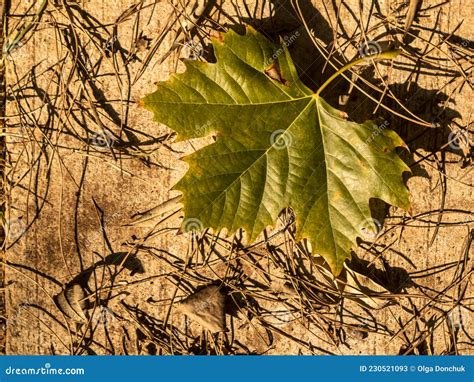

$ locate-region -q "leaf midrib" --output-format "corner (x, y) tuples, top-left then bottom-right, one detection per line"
(314, 97), (337, 263)
(150, 96), (313, 107)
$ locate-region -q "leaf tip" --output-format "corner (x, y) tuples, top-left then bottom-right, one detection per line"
(326, 257), (345, 277)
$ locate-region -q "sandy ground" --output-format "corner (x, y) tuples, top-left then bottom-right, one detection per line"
(3, 0), (473, 355)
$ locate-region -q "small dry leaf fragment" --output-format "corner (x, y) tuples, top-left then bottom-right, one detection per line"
(135, 33), (152, 53)
(128, 195), (182, 226)
(177, 285), (226, 332)
(341, 263), (391, 309)
(345, 325), (369, 340)
(404, 0), (421, 34)
(281, 282), (298, 298)
(311, 255), (389, 309)
(55, 284), (88, 323)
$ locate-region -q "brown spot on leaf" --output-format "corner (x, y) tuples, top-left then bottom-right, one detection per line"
(211, 31), (224, 43)
(264, 62), (288, 85)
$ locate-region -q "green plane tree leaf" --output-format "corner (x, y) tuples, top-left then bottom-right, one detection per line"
(143, 26), (410, 275)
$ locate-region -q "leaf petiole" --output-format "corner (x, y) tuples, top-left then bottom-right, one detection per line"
(315, 50), (401, 97)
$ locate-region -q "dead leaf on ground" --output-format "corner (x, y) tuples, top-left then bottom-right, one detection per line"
(312, 255), (391, 309)
(340, 263), (391, 309)
(176, 284), (226, 333)
(55, 284), (88, 323)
